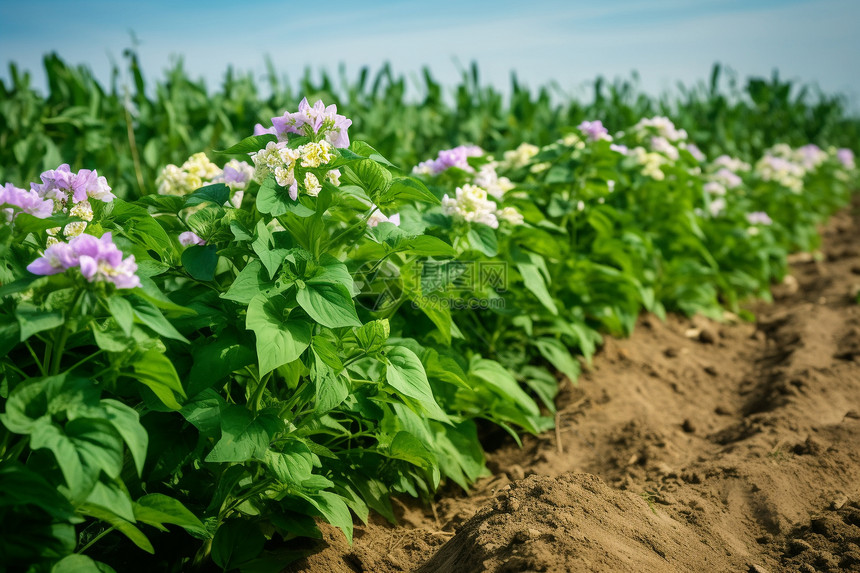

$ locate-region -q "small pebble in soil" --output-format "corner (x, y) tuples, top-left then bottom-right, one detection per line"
(830, 494), (848, 510)
(698, 327), (717, 344)
(747, 563), (768, 573)
(507, 464), (526, 482)
(664, 347), (679, 358)
(704, 365), (718, 376)
(845, 410), (860, 420)
(788, 538), (813, 555)
(682, 419), (696, 433)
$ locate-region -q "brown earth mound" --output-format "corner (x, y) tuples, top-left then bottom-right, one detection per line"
(286, 199), (860, 572)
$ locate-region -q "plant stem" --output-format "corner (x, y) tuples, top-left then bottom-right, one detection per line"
(250, 371), (272, 413)
(77, 526), (116, 555)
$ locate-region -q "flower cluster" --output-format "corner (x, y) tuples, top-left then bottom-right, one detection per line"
(682, 142), (705, 162)
(27, 232), (140, 289)
(794, 144), (828, 170)
(629, 147), (667, 180)
(271, 98), (352, 148)
(27, 165), (114, 243)
(1, 183), (53, 222)
(441, 184), (523, 229)
(413, 145), (483, 176)
(836, 148), (855, 170)
(473, 163), (514, 199)
(578, 120), (611, 142)
(500, 143), (540, 170)
(712, 155), (752, 172)
(746, 211), (773, 228)
(157, 153), (222, 196)
(650, 136), (680, 161)
(755, 152), (805, 193)
(631, 116), (688, 142)
(250, 140), (341, 201)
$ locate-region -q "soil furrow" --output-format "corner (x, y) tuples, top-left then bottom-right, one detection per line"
(287, 198), (860, 573)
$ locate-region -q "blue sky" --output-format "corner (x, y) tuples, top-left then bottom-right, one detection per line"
(1, 0), (858, 107)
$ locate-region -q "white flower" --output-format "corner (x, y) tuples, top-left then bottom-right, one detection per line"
(650, 136), (680, 161)
(497, 206), (524, 225)
(708, 197), (726, 216)
(473, 163), (514, 199)
(501, 143), (539, 170)
(298, 141), (334, 168)
(442, 184), (499, 228)
(367, 207), (401, 228)
(703, 181), (726, 196)
(304, 173), (322, 197)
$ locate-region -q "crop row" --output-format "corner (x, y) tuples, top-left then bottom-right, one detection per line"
(0, 88), (858, 571)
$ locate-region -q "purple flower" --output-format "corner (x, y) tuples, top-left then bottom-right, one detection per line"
(714, 168), (743, 189)
(578, 120), (610, 142)
(253, 123), (277, 136)
(27, 241), (79, 275)
(271, 98), (352, 148)
(837, 148), (855, 169)
(31, 164), (114, 206)
(685, 143), (705, 162)
(413, 145), (483, 175)
(27, 232), (140, 289)
(746, 211), (772, 226)
(1, 183), (54, 220)
(179, 231), (206, 246)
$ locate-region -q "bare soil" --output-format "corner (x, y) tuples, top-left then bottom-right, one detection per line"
(286, 199), (860, 573)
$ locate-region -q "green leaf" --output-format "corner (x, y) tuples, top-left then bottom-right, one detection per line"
(79, 503), (154, 554)
(398, 235), (456, 257)
(181, 244), (219, 281)
(252, 219), (289, 279)
(100, 399), (148, 476)
(131, 298), (189, 343)
(15, 303), (64, 342)
(467, 224), (498, 256)
(381, 177), (440, 205)
(131, 349), (187, 410)
(0, 461), (76, 520)
(85, 479), (135, 522)
(296, 283), (362, 328)
(218, 134), (276, 155)
(185, 184), (229, 208)
(264, 442), (314, 485)
(30, 418), (124, 500)
(211, 520), (266, 570)
(187, 331), (256, 396)
(246, 295), (312, 375)
(223, 260), (266, 304)
(298, 491), (354, 543)
(470, 358), (540, 417)
(107, 296), (134, 337)
(13, 213), (72, 235)
(534, 338), (581, 384)
(134, 494), (208, 537)
(348, 159), (392, 199)
(51, 555), (117, 573)
(388, 431), (436, 469)
(513, 249), (558, 315)
(205, 406), (282, 463)
(257, 175), (314, 217)
(384, 346), (447, 421)
(354, 319), (390, 353)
